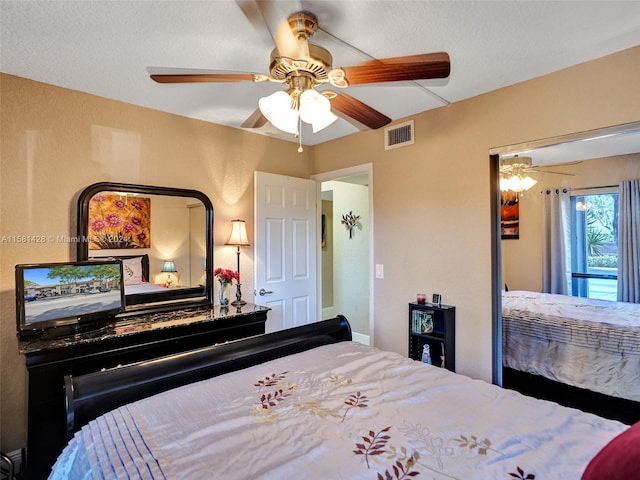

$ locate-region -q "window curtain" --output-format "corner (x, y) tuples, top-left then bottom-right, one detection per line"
(617, 179), (640, 303)
(542, 188), (571, 294)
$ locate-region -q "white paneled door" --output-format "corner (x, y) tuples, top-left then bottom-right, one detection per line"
(254, 172), (318, 333)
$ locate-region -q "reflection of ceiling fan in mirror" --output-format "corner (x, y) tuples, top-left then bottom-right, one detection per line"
(499, 155), (577, 192)
(149, 4), (450, 145)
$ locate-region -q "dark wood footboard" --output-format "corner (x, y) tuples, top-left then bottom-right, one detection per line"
(503, 367), (640, 425)
(64, 316), (351, 439)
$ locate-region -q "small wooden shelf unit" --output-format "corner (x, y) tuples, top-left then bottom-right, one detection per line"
(408, 302), (455, 372)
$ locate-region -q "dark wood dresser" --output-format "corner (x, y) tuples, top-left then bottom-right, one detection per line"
(18, 303), (269, 480)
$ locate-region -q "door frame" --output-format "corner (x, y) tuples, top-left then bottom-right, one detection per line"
(311, 163), (374, 346)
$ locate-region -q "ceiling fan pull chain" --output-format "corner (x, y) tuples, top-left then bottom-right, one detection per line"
(298, 116), (304, 153)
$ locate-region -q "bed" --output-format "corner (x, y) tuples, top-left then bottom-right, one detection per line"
(98, 254), (205, 305)
(48, 315), (635, 480)
(502, 290), (640, 402)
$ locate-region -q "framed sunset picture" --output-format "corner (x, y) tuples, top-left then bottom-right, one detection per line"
(500, 191), (519, 239)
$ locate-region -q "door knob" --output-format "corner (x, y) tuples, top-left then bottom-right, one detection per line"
(259, 288), (273, 296)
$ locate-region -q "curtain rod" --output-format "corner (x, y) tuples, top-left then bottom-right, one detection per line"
(570, 184), (618, 191)
(540, 184), (618, 194)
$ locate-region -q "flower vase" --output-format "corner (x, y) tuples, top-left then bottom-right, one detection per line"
(218, 282), (229, 306)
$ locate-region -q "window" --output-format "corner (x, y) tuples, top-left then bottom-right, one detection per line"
(570, 191), (619, 301)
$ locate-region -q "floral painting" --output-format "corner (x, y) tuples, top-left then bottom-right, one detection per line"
(88, 194), (151, 249)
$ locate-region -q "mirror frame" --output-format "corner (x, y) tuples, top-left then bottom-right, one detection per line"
(489, 153), (502, 386)
(76, 181), (214, 311)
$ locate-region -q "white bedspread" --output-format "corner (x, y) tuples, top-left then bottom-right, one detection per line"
(502, 290), (640, 401)
(50, 342), (627, 480)
(124, 282), (168, 295)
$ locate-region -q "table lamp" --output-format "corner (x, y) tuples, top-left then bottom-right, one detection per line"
(162, 260), (177, 287)
(225, 219), (250, 305)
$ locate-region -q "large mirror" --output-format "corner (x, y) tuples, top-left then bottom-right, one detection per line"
(77, 182), (214, 311)
(491, 121), (640, 422)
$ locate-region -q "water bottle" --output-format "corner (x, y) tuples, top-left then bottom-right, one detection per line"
(421, 344), (432, 365)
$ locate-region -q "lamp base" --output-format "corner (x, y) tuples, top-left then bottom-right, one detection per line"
(232, 282), (246, 306)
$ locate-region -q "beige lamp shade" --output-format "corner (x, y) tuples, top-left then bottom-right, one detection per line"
(225, 219), (250, 246)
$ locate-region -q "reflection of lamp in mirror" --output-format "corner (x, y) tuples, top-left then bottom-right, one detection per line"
(162, 260), (177, 288)
(225, 219), (250, 305)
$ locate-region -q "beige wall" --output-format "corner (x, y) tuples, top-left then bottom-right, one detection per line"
(0, 74), (310, 451)
(502, 153), (640, 292)
(2, 45), (640, 454)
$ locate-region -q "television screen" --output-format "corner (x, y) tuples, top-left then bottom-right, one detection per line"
(16, 259), (125, 334)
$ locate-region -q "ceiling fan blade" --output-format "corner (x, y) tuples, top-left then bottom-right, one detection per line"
(241, 108), (268, 129)
(528, 160), (583, 169)
(274, 15), (309, 59)
(526, 169), (576, 176)
(341, 52), (450, 85)
(150, 72), (256, 83)
(235, 0), (275, 46)
(328, 92), (391, 130)
(237, 0), (308, 59)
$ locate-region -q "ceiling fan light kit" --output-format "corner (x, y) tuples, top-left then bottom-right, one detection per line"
(500, 174), (538, 193)
(258, 78), (338, 135)
(149, 7), (450, 144)
(299, 89), (338, 132)
(499, 156), (538, 192)
(258, 91), (299, 134)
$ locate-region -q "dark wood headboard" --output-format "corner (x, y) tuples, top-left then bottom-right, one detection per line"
(63, 315), (352, 440)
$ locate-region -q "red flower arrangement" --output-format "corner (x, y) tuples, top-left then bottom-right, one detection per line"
(214, 268), (239, 286)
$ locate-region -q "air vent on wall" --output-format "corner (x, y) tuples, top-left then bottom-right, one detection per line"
(384, 120), (414, 150)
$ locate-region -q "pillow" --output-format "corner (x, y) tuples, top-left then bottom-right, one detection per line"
(581, 421), (640, 479)
(122, 256), (144, 286)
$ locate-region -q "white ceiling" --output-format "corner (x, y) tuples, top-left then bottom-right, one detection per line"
(2, 1), (640, 147)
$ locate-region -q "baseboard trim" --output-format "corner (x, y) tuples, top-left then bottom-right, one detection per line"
(321, 308), (369, 345)
(352, 332), (370, 346)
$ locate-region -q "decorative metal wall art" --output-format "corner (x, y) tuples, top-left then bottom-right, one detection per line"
(341, 210), (361, 239)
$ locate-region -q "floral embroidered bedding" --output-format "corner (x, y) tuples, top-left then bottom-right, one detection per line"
(50, 341), (627, 479)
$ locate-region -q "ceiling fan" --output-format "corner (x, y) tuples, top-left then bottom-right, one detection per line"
(149, 7), (450, 142)
(499, 155), (577, 192)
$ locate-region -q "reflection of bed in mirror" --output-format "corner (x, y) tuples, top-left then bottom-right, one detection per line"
(77, 182), (214, 311)
(502, 290), (640, 403)
(97, 254), (205, 306)
(124, 283), (168, 294)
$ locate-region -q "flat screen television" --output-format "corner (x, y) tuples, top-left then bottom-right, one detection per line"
(16, 259), (125, 336)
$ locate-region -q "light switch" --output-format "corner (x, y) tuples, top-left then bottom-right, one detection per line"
(375, 264), (384, 279)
